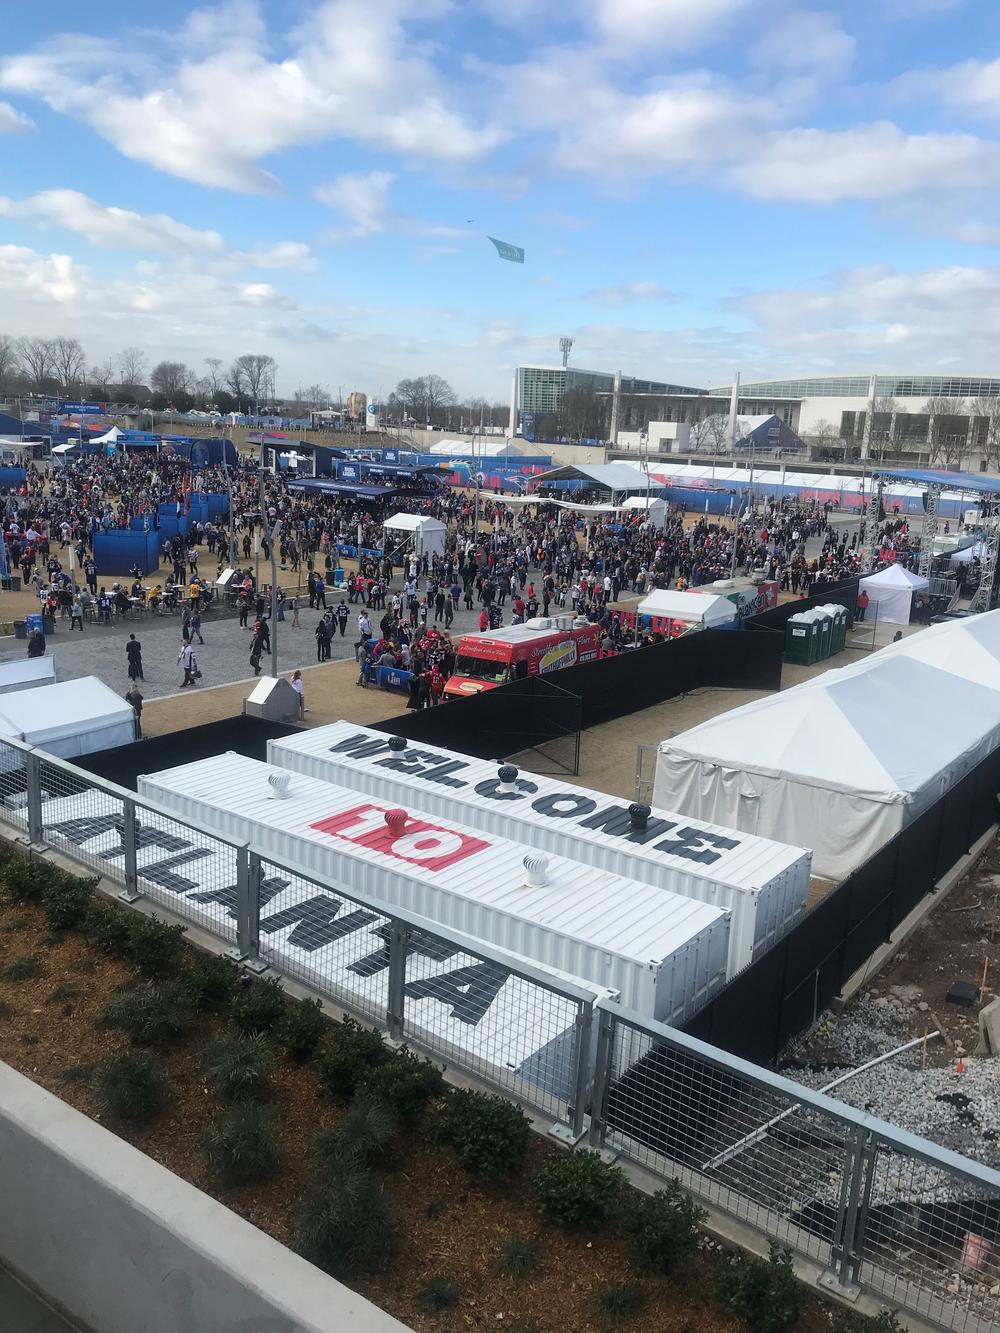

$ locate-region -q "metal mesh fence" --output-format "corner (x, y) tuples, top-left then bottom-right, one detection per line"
(597, 1007), (1000, 1333)
(0, 738), (29, 833)
(133, 806), (240, 945)
(37, 757), (125, 878)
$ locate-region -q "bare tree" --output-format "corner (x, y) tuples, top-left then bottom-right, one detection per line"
(17, 337), (56, 390)
(690, 414), (731, 454)
(203, 357), (224, 399)
(968, 395), (1000, 470)
(230, 354), (276, 406)
(117, 346), (147, 391)
(51, 337), (87, 394)
(150, 361), (194, 402)
(925, 395), (969, 468)
(0, 335), (20, 392)
(88, 359), (116, 398)
(423, 373), (455, 420)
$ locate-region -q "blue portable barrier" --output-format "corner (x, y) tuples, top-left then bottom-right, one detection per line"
(93, 528), (160, 575)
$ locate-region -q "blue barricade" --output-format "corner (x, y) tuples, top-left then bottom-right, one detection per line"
(376, 666), (413, 694)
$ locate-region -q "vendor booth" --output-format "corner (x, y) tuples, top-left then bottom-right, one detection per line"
(620, 496), (668, 528)
(0, 677), (135, 759)
(636, 589), (738, 636)
(857, 564), (929, 625)
(382, 513), (446, 561)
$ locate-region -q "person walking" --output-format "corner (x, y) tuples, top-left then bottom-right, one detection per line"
(289, 669), (305, 717)
(125, 683), (143, 739)
(70, 592), (84, 631)
(178, 639), (197, 687)
(190, 608), (204, 644)
(126, 633), (144, 681)
(336, 599), (349, 636)
(249, 633), (263, 677)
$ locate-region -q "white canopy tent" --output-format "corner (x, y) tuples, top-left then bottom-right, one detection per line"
(949, 542), (986, 567)
(0, 657), (56, 693)
(91, 426), (123, 444)
(637, 589), (737, 628)
(654, 652), (1000, 880)
(0, 677), (134, 759)
(620, 495), (668, 528)
(879, 608), (1000, 691)
(858, 564), (929, 625)
(382, 512), (447, 560)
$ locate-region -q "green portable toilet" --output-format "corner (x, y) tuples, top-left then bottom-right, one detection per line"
(822, 604), (847, 653)
(785, 612), (814, 664)
(810, 607), (834, 661)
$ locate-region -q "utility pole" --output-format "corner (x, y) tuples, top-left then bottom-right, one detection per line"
(256, 438), (265, 586)
(269, 520), (282, 679)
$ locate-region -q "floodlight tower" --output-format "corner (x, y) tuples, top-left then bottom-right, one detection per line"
(559, 337), (573, 368)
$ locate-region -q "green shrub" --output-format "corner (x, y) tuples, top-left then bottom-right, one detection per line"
(94, 1049), (167, 1122)
(832, 1312), (908, 1333)
(59, 1062), (95, 1084)
(84, 901), (134, 958)
(715, 1244), (802, 1333)
(181, 952), (240, 1010)
(532, 1149), (624, 1232)
(126, 914), (187, 975)
(494, 1236), (541, 1280)
(230, 976), (287, 1035)
(295, 1170), (395, 1277)
(280, 996), (328, 1063)
(0, 999), (13, 1018)
(314, 1092), (399, 1174)
(1, 856), (50, 902)
(97, 979), (195, 1046)
(19, 1032), (39, 1045)
(315, 1018), (389, 1097)
(597, 1282), (645, 1323)
(419, 1277), (459, 1313)
(42, 874), (96, 931)
(200, 1032), (273, 1101)
(359, 1048), (444, 1121)
(625, 1180), (706, 1276)
(1, 956), (39, 981)
(440, 1088), (531, 1181)
(201, 1102), (281, 1185)
(46, 983), (80, 1005)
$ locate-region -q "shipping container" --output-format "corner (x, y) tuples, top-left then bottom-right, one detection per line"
(138, 753), (730, 1025)
(266, 721), (811, 975)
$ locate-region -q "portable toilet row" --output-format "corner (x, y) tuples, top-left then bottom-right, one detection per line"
(784, 604), (848, 665)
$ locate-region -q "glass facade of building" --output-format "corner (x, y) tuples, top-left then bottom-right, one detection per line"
(517, 365), (705, 419)
(710, 375), (1000, 400)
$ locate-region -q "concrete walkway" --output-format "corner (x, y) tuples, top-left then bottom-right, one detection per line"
(0, 1268), (80, 1332)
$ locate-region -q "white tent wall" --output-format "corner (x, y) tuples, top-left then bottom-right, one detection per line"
(0, 677), (134, 759)
(382, 514), (446, 560)
(0, 658), (56, 693)
(858, 564), (928, 626)
(621, 496), (668, 528)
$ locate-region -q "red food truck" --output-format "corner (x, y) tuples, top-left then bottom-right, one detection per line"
(444, 617), (603, 697)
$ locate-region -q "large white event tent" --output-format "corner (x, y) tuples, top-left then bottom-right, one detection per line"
(382, 513), (446, 560)
(620, 495), (668, 528)
(0, 677), (134, 759)
(637, 589), (737, 629)
(653, 621), (1000, 880)
(857, 564), (929, 626)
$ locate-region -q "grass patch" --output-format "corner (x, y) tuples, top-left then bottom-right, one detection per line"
(1, 956), (40, 981)
(494, 1236), (542, 1281)
(46, 983), (81, 1005)
(419, 1277), (460, 1313)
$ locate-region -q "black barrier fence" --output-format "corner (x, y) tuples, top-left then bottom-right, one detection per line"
(745, 577), (859, 634)
(76, 715), (302, 791)
(683, 744), (1000, 1066)
(375, 627), (783, 757)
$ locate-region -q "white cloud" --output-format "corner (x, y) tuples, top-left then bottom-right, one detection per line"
(0, 244), (81, 303)
(594, 0), (750, 51)
(0, 189), (316, 269)
(0, 100), (31, 132)
(752, 11), (855, 82)
(0, 1), (499, 192)
(894, 58), (1000, 119)
(582, 281), (679, 304)
(315, 171), (466, 240)
(727, 124), (1000, 203)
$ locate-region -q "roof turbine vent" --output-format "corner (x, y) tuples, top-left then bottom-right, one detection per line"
(628, 802), (651, 832)
(388, 736), (407, 752)
(268, 772), (292, 800)
(498, 764), (519, 793)
(523, 853), (550, 889)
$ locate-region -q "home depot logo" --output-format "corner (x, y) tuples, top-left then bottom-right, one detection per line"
(311, 804), (489, 872)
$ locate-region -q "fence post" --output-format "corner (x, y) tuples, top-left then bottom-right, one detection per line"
(587, 1006), (616, 1149)
(385, 920), (409, 1041)
(552, 998), (593, 1143)
(118, 798), (140, 902)
(24, 750), (44, 849)
(826, 1123), (871, 1294)
(228, 847), (267, 971)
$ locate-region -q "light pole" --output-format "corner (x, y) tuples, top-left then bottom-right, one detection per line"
(269, 520), (282, 680)
(256, 437), (265, 587)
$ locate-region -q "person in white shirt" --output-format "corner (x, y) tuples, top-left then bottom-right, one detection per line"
(178, 639), (197, 687)
(289, 669), (305, 717)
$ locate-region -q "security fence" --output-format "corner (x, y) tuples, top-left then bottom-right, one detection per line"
(1, 735), (998, 1331)
(590, 1003), (1000, 1333)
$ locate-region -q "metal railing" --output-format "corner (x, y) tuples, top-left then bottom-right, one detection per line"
(3, 735), (1000, 1330)
(0, 736), (597, 1137)
(589, 1003), (1000, 1333)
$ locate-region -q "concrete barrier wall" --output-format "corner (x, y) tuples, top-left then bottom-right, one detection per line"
(0, 1062), (411, 1333)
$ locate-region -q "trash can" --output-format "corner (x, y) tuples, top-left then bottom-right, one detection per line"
(1, 575), (21, 592)
(13, 620), (26, 640)
(43, 613), (55, 635)
(784, 613), (813, 665)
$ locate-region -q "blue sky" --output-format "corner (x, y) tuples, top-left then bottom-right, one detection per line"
(2, 0), (1000, 400)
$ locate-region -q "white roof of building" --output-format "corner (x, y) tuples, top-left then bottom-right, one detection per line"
(382, 513), (446, 532)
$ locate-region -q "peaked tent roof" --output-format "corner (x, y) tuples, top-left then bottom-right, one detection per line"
(879, 608), (1000, 691)
(860, 563), (928, 590)
(533, 462), (655, 491)
(659, 654), (1000, 805)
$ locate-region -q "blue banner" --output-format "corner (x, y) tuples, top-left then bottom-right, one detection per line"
(58, 402), (105, 414)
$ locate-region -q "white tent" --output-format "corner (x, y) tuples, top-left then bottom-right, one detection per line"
(949, 542), (986, 567)
(620, 496), (668, 529)
(653, 653), (1000, 881)
(0, 657), (56, 693)
(91, 426), (123, 444)
(382, 512), (447, 560)
(0, 677), (134, 758)
(637, 589), (737, 628)
(858, 564), (929, 625)
(879, 608), (1000, 691)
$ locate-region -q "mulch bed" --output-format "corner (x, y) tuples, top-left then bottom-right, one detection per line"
(0, 888), (841, 1333)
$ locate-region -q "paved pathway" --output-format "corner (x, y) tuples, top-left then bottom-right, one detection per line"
(0, 1268), (80, 1333)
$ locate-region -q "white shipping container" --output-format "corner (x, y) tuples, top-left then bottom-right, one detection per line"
(266, 721), (811, 975)
(138, 753), (730, 1025)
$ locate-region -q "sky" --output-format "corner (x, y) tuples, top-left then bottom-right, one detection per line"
(2, 0), (1000, 401)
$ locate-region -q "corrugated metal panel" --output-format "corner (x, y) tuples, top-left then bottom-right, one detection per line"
(138, 753), (729, 1024)
(266, 722), (811, 975)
